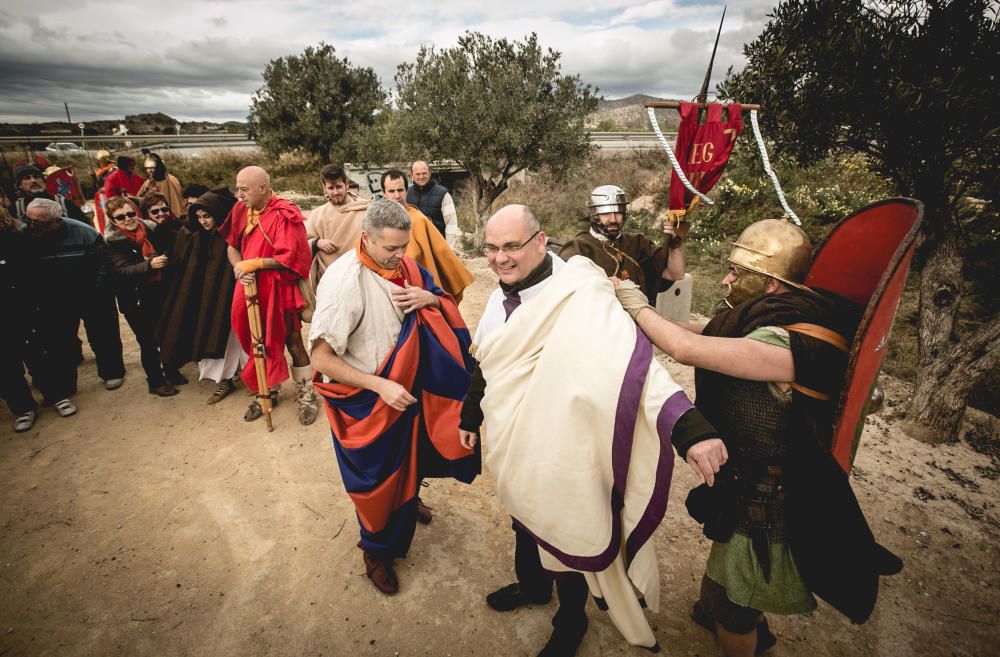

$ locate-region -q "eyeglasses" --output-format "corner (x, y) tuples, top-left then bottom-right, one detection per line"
(111, 211), (137, 221)
(481, 230), (541, 257)
(148, 207), (170, 215)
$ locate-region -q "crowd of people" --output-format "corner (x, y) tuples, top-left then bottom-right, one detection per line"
(0, 155), (470, 432)
(0, 152), (901, 657)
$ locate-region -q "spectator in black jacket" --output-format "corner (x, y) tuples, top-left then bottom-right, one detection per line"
(104, 196), (182, 397)
(19, 199), (110, 419)
(0, 188), (36, 431)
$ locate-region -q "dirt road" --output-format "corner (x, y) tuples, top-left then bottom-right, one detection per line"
(1, 257), (998, 657)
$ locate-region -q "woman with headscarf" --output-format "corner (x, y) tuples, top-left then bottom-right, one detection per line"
(156, 188), (247, 404)
(139, 153), (184, 218)
(104, 195), (181, 397)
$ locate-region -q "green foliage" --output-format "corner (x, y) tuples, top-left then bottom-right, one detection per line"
(596, 118), (621, 132)
(719, 0), (1000, 423)
(392, 31), (599, 229)
(158, 151), (321, 197)
(250, 43), (386, 164)
(720, 0), (999, 219)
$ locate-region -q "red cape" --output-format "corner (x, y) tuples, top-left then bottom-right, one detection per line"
(104, 169), (145, 197)
(220, 195), (311, 391)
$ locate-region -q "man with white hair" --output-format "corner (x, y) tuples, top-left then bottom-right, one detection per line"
(19, 199), (111, 421)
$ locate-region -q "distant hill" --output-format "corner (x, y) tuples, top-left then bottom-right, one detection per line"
(587, 94), (683, 132)
(0, 113), (248, 137)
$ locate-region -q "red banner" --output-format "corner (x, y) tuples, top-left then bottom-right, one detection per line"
(668, 102), (743, 214)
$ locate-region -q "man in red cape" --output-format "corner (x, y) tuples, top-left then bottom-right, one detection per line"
(219, 166), (319, 425)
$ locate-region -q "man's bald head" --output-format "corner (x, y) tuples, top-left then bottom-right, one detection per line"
(483, 204), (546, 285)
(236, 166), (273, 210)
(485, 204), (539, 234)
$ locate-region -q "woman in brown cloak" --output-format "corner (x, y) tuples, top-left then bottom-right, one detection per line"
(156, 187), (247, 404)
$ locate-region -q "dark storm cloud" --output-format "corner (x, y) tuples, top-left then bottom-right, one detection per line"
(0, 0), (774, 122)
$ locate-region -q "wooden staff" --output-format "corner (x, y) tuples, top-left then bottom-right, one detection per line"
(243, 277), (273, 431)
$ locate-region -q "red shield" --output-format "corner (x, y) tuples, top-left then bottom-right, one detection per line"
(806, 198), (924, 472)
(668, 102), (743, 212)
(44, 166), (86, 208)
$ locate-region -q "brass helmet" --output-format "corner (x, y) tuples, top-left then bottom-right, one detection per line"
(724, 219), (812, 306)
(729, 219), (812, 288)
(95, 149), (111, 164)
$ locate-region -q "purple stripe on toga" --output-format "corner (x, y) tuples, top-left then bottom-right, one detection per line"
(623, 390), (691, 566)
(515, 325), (654, 572)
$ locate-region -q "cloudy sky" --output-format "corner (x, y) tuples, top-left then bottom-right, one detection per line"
(0, 0), (776, 124)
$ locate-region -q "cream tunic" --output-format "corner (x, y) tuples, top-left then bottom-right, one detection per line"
(308, 250), (405, 380)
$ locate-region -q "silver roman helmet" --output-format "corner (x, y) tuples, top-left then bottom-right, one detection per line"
(588, 185), (628, 239)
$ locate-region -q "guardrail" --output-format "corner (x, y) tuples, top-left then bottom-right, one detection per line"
(0, 134), (248, 145)
(0, 131), (671, 147)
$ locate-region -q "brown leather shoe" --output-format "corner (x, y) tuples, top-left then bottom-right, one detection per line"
(415, 496), (433, 525)
(363, 551), (398, 595)
(149, 382), (179, 397)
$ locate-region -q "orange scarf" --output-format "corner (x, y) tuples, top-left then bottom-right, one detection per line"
(356, 237), (402, 280)
(117, 220), (156, 258)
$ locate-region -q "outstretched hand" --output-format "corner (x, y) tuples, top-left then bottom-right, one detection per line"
(614, 279), (651, 320)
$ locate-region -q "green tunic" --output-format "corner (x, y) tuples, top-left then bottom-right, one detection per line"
(705, 325), (817, 615)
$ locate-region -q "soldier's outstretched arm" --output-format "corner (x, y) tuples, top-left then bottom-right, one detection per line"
(616, 281), (794, 382)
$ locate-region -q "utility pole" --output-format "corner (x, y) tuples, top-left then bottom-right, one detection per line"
(64, 102), (73, 125)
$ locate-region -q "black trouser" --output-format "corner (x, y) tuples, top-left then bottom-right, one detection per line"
(122, 309), (165, 387)
(0, 351), (36, 416)
(512, 522), (589, 633)
(80, 289), (125, 380)
(22, 331), (78, 404)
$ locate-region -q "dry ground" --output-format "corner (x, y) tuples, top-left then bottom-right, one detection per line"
(1, 257), (998, 657)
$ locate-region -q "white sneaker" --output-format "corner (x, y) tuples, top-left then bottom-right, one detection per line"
(105, 378), (124, 390)
(14, 410), (36, 433)
(54, 399), (77, 417)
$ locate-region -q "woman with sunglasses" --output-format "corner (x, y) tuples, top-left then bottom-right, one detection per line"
(140, 192), (182, 253)
(104, 196), (181, 397)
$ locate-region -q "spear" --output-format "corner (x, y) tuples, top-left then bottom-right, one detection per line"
(243, 277), (274, 431)
(698, 6), (727, 105)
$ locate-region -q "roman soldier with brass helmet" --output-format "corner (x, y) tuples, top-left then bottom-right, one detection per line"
(614, 217), (902, 657)
(558, 184), (685, 303)
(94, 150), (115, 187)
(721, 218), (812, 308)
